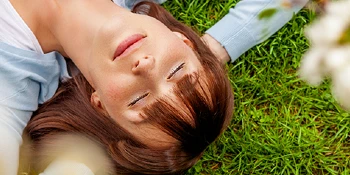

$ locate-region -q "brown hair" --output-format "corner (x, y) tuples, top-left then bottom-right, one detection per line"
(24, 1), (234, 174)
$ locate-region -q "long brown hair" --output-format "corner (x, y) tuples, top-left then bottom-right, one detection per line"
(24, 1), (234, 174)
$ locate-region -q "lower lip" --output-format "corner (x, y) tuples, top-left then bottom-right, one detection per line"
(114, 34), (145, 60)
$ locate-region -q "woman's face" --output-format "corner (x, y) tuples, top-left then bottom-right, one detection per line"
(87, 11), (203, 139)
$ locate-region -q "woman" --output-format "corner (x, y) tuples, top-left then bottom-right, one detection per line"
(0, 0), (306, 174)
(4, 0), (232, 174)
(24, 0), (310, 173)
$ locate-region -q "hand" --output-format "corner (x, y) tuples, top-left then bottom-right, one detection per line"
(201, 34), (230, 65)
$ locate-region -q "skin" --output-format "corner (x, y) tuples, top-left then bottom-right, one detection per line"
(88, 13), (202, 123)
(202, 34), (230, 64)
(10, 0), (204, 143)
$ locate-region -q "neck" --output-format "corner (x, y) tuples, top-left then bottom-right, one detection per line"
(9, 0), (62, 53)
(50, 0), (125, 60)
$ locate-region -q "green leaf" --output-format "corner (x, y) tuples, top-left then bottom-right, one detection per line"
(258, 8), (278, 20)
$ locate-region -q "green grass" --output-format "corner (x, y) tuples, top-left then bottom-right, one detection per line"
(163, 0), (350, 174)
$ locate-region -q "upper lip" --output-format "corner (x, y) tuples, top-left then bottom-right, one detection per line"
(114, 34), (145, 60)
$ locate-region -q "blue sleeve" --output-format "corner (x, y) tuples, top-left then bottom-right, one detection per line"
(206, 0), (308, 62)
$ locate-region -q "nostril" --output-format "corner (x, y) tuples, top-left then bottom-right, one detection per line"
(134, 60), (140, 68)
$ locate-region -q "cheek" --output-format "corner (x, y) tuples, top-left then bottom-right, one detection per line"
(99, 74), (135, 103)
(160, 39), (190, 62)
(103, 81), (128, 103)
(100, 82), (127, 121)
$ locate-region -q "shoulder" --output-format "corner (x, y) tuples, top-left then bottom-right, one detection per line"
(0, 42), (67, 110)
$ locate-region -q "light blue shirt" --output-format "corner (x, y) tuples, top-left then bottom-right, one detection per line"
(206, 0), (308, 62)
(0, 42), (69, 175)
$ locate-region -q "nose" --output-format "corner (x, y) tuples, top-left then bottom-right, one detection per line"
(132, 55), (155, 75)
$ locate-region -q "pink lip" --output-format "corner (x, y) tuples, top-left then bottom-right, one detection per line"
(114, 34), (145, 60)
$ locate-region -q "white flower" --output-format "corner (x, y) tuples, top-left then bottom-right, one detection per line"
(324, 46), (350, 75)
(305, 15), (347, 46)
(299, 47), (326, 85)
(326, 0), (350, 18)
(332, 66), (350, 110)
(299, 0), (350, 110)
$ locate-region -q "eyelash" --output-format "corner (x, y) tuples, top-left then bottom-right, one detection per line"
(128, 93), (149, 107)
(128, 62), (185, 107)
(167, 62), (185, 79)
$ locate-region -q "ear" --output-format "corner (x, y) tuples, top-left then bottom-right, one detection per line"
(90, 91), (108, 115)
(172, 31), (194, 48)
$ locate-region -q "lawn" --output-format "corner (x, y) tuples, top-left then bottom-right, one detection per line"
(163, 0), (350, 174)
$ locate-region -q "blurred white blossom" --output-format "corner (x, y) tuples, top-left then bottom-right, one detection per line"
(333, 66), (350, 109)
(299, 47), (326, 85)
(299, 0), (350, 109)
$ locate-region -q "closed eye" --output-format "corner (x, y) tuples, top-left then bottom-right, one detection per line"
(128, 63), (185, 107)
(167, 62), (185, 79)
(128, 93), (149, 107)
